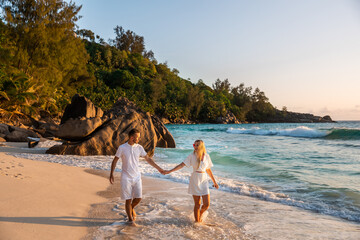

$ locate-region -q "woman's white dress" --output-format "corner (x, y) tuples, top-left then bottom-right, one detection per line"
(183, 153), (213, 196)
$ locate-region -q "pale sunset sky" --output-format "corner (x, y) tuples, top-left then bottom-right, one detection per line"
(73, 0), (360, 120)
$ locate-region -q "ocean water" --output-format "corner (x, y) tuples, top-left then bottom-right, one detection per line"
(156, 122), (360, 223)
(8, 121), (360, 239)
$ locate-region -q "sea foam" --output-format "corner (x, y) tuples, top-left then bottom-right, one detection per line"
(8, 152), (360, 222)
(226, 126), (328, 138)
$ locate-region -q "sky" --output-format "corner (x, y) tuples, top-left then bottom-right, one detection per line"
(72, 0), (360, 120)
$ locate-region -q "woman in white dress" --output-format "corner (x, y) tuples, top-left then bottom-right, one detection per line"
(165, 140), (219, 223)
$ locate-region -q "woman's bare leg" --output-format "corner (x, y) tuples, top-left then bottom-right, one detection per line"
(192, 195), (201, 222)
(199, 194), (210, 222)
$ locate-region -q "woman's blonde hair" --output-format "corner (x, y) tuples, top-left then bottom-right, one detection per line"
(194, 140), (206, 169)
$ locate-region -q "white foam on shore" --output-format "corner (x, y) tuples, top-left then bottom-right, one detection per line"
(7, 152), (360, 239)
(227, 126), (328, 138)
(8, 152), (360, 223)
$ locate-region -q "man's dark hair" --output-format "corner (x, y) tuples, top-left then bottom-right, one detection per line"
(128, 129), (140, 137)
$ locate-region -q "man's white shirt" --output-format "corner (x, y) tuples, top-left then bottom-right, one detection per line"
(115, 142), (147, 179)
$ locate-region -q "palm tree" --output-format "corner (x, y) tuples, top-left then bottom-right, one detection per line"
(0, 74), (38, 118)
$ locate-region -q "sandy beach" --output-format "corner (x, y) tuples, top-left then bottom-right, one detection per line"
(0, 150), (109, 240)
(1, 142), (360, 239)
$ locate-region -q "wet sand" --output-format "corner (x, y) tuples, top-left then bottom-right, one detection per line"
(82, 169), (360, 240)
(82, 170), (250, 240)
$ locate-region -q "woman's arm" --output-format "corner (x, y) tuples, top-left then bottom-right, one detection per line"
(206, 168), (219, 189)
(165, 162), (186, 174)
(144, 155), (164, 174)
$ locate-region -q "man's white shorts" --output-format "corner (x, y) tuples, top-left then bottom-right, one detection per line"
(120, 176), (142, 200)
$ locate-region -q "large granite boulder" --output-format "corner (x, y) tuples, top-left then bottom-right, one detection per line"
(106, 98), (175, 148)
(151, 115), (176, 148)
(0, 110), (60, 139)
(4, 125), (41, 142)
(0, 122), (55, 142)
(56, 117), (105, 140)
(0, 124), (10, 136)
(47, 97), (175, 156)
(60, 94), (103, 124)
(29, 121), (59, 139)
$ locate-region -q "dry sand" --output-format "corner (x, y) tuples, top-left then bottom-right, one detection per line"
(0, 152), (109, 240)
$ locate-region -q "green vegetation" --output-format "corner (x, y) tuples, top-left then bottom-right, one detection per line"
(0, 0), (276, 123)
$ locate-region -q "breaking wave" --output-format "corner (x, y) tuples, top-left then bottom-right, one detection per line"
(227, 126), (360, 140)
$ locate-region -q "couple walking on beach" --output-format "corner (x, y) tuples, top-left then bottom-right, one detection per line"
(109, 129), (219, 226)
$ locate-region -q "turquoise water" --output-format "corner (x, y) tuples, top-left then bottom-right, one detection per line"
(155, 121), (360, 222)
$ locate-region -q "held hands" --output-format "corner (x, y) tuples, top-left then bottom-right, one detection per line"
(163, 170), (171, 175)
(213, 182), (219, 189)
(158, 168), (171, 175)
(158, 168), (166, 175)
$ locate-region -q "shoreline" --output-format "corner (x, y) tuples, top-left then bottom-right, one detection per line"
(83, 169), (360, 240)
(81, 169), (251, 239)
(1, 143), (360, 239)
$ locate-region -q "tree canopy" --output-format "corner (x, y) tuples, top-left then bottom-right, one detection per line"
(1, 0), (277, 123)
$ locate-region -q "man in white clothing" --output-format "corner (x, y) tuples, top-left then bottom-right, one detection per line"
(109, 129), (164, 225)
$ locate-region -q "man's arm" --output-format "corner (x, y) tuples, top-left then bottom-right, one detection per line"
(109, 156), (119, 184)
(144, 155), (164, 174)
(164, 162), (185, 174)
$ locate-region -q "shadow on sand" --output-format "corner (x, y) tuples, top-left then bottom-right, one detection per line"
(0, 216), (118, 227)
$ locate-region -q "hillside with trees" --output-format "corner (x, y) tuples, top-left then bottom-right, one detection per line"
(0, 0), (331, 125)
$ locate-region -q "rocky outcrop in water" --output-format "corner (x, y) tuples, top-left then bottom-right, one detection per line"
(46, 96), (176, 156)
(264, 110), (335, 123)
(216, 111), (240, 124)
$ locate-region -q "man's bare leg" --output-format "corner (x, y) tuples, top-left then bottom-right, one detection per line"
(131, 198), (141, 221)
(125, 199), (134, 223)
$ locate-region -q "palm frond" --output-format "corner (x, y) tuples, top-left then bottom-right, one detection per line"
(0, 91), (10, 101)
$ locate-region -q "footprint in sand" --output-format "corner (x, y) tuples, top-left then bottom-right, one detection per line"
(14, 174), (24, 179)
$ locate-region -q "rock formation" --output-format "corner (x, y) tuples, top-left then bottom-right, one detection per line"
(47, 96), (175, 156)
(60, 94), (103, 124)
(0, 124), (42, 142)
(265, 110), (335, 123)
(216, 111), (240, 124)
